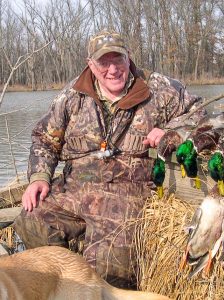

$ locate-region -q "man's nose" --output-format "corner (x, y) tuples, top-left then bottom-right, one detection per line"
(107, 63), (118, 73)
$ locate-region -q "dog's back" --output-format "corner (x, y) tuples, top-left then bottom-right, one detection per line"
(0, 246), (171, 300)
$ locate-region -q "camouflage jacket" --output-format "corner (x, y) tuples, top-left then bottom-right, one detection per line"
(28, 61), (202, 184)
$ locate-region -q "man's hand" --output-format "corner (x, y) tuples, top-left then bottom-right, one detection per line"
(143, 128), (165, 148)
(22, 181), (50, 212)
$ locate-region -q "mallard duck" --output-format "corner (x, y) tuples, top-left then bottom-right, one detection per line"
(180, 192), (224, 278)
(208, 151), (224, 196)
(176, 120), (223, 189)
(152, 156), (165, 198)
(152, 130), (183, 198)
(176, 139), (201, 189)
(153, 114), (224, 196)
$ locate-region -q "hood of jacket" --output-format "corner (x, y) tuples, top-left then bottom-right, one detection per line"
(73, 60), (152, 110)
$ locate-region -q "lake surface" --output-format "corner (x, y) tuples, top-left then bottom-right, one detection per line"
(0, 85), (224, 187)
(0, 90), (58, 187)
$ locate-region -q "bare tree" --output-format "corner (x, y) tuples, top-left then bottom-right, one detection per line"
(0, 0), (223, 89)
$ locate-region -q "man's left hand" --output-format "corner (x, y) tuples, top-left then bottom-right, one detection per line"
(143, 128), (165, 148)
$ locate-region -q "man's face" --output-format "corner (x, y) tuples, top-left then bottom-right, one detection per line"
(88, 52), (130, 97)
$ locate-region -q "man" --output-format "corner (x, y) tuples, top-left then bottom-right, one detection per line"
(13, 29), (202, 288)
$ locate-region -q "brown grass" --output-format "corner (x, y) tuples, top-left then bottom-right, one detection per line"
(0, 227), (15, 252)
(0, 83), (65, 92)
(1, 77), (224, 93)
(135, 193), (224, 300)
(185, 77), (224, 86)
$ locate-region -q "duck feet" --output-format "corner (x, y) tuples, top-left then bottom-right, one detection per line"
(157, 186), (164, 198)
(179, 246), (189, 272)
(218, 180), (224, 196)
(202, 250), (212, 277)
(194, 176), (201, 189)
(180, 164), (186, 178)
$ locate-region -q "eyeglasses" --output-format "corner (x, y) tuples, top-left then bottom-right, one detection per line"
(91, 55), (127, 72)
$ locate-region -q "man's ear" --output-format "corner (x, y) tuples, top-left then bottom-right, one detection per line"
(126, 51), (131, 65)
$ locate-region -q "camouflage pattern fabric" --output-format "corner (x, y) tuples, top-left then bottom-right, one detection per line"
(13, 62), (205, 287)
(14, 159), (153, 286)
(26, 67), (203, 183)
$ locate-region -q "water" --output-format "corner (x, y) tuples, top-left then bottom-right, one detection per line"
(0, 90), (58, 187)
(0, 85), (224, 188)
(188, 84), (224, 115)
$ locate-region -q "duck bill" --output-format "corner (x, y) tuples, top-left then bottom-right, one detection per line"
(194, 176), (201, 189)
(157, 186), (164, 198)
(218, 180), (224, 196)
(180, 164), (186, 178)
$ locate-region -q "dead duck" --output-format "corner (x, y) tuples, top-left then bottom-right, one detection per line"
(153, 123), (202, 196)
(180, 190), (224, 278)
(208, 151), (224, 196)
(176, 139), (201, 189)
(152, 156), (165, 198)
(153, 114), (224, 196)
(176, 121), (222, 189)
(152, 130), (183, 198)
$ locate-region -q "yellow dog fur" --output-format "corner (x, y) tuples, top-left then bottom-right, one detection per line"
(0, 246), (171, 300)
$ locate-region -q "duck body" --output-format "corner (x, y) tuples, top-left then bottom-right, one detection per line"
(184, 194), (224, 278)
(153, 113), (224, 196)
(152, 130), (183, 197)
(152, 157), (165, 198)
(157, 130), (183, 159)
(208, 152), (224, 182)
(176, 139), (201, 188)
(189, 113), (224, 154)
(182, 155), (198, 178)
(176, 113), (224, 169)
(176, 140), (198, 177)
(176, 121), (223, 188)
(208, 151), (224, 196)
(187, 196), (224, 260)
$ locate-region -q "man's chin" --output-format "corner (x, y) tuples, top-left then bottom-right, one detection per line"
(107, 83), (125, 93)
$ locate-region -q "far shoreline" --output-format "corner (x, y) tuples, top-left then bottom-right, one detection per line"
(1, 77), (224, 93)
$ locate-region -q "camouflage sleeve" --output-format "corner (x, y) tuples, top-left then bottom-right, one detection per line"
(149, 72), (206, 130)
(28, 81), (77, 183)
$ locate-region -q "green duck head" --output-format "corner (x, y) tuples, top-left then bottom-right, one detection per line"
(176, 140), (195, 164)
(152, 157), (165, 198)
(176, 140), (200, 188)
(208, 152), (224, 196)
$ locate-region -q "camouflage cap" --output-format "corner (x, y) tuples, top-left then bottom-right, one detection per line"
(88, 30), (128, 60)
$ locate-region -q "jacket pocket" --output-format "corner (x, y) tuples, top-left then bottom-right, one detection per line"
(122, 133), (147, 152)
(66, 135), (89, 152)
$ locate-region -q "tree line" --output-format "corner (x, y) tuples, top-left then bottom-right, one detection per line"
(0, 0), (223, 90)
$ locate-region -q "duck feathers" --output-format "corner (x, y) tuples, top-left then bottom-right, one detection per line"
(185, 195), (224, 278)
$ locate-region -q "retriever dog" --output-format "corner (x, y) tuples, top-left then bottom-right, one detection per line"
(0, 246), (171, 300)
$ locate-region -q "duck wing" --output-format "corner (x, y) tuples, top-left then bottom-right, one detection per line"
(188, 203), (223, 259)
(189, 113), (224, 153)
(189, 222), (224, 279)
(190, 129), (220, 153)
(186, 207), (202, 242)
(186, 197), (224, 278)
(157, 130), (183, 159)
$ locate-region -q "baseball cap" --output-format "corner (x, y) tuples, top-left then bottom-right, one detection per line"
(88, 30), (128, 60)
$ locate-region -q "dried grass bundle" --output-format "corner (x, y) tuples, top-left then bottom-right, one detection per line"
(0, 226), (25, 254)
(135, 193), (224, 300)
(0, 227), (14, 251)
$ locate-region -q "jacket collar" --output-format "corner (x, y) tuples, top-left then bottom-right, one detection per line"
(73, 60), (152, 109)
